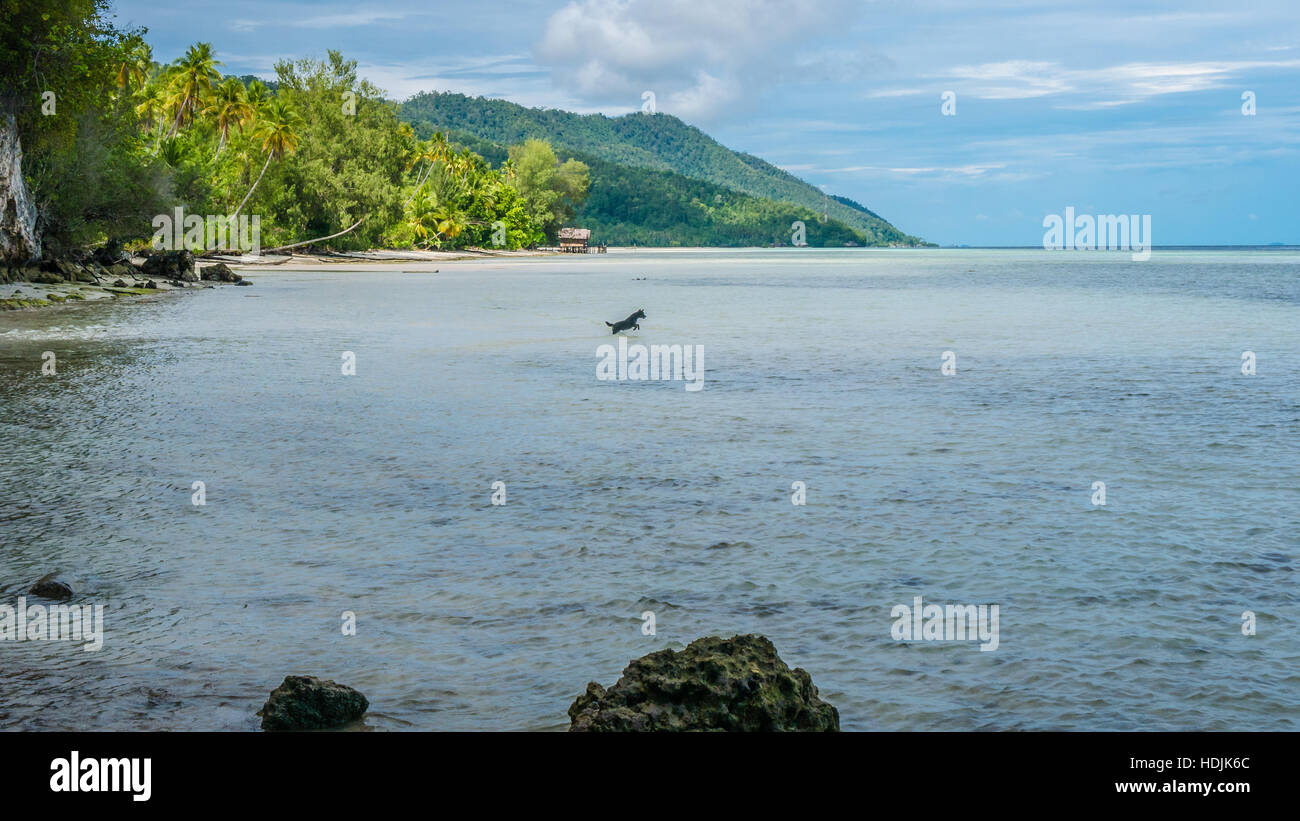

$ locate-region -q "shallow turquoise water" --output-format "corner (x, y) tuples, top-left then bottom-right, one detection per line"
(1, 248), (1297, 730)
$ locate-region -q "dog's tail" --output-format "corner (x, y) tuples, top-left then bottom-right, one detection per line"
(604, 321), (613, 327)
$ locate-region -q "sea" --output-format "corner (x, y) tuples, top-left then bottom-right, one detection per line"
(1, 248), (1296, 730)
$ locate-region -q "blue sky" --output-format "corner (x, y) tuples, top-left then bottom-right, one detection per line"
(111, 0), (1299, 245)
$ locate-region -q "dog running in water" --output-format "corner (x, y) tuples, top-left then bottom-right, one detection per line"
(605, 308), (646, 334)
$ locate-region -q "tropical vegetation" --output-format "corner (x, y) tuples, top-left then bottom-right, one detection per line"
(0, 1), (586, 263)
(1, 0), (921, 267)
(400, 91), (926, 246)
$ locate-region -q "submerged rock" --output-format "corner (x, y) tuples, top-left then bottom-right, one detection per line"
(257, 675), (369, 731)
(28, 573), (73, 601)
(568, 633), (839, 732)
(235, 279), (252, 286)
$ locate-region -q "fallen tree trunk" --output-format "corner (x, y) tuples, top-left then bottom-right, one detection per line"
(263, 217), (366, 254)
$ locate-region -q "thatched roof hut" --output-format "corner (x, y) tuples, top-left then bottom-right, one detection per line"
(557, 227), (591, 250)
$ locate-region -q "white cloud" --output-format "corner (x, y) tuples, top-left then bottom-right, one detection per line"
(935, 58), (1300, 106)
(534, 0), (857, 122)
(230, 10), (411, 32)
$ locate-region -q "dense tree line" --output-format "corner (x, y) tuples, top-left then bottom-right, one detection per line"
(0, 2), (587, 263)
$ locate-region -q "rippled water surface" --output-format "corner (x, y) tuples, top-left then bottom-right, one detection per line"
(1, 248), (1297, 730)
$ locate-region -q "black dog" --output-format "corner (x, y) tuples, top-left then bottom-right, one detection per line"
(605, 308), (646, 334)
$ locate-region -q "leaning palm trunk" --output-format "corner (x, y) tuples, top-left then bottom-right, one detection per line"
(166, 93), (190, 139)
(263, 217), (367, 255)
(231, 152), (272, 220)
(402, 160), (437, 208)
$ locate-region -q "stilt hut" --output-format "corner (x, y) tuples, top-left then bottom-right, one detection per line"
(557, 227), (591, 252)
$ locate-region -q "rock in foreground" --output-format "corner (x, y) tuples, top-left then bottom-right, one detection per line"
(257, 675), (369, 731)
(28, 573), (73, 601)
(568, 634), (839, 732)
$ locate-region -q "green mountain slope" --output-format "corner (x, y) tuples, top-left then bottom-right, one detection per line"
(398, 92), (923, 247)
(434, 129), (875, 247)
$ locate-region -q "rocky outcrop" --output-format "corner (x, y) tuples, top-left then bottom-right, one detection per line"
(0, 109), (40, 265)
(141, 249), (197, 282)
(2, 243), (243, 310)
(28, 573), (73, 601)
(200, 262), (241, 283)
(257, 675), (369, 731)
(568, 634), (840, 732)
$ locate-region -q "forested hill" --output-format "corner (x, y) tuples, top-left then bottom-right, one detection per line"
(437, 129), (874, 247)
(399, 91), (923, 247)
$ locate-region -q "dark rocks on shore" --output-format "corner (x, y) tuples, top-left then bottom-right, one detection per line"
(141, 249), (196, 282)
(91, 241), (128, 266)
(568, 633), (840, 732)
(28, 573), (73, 601)
(257, 675), (369, 731)
(3, 244), (251, 291)
(199, 262), (241, 283)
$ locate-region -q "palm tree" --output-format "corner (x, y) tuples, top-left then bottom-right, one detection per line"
(114, 41), (152, 95)
(402, 138), (440, 207)
(405, 183), (466, 250)
(232, 98), (302, 220)
(164, 42), (221, 138)
(431, 201), (468, 247)
(245, 79), (271, 111)
(158, 139), (186, 167)
(206, 78), (254, 158)
(429, 131), (450, 164)
(134, 72), (167, 136)
(407, 187), (439, 248)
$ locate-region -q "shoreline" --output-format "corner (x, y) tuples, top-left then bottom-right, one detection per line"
(0, 256), (250, 312)
(1, 267), (228, 311)
(1, 248), (560, 309)
(8, 244), (1293, 311)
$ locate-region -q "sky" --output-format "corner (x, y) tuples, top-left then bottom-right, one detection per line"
(110, 0), (1300, 246)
